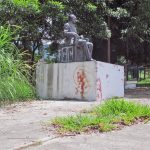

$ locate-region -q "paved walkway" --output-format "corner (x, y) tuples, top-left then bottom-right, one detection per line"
(0, 88), (150, 150)
(0, 101), (98, 150)
(28, 123), (150, 150)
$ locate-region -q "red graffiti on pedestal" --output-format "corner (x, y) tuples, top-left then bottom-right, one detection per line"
(97, 78), (102, 100)
(74, 68), (90, 98)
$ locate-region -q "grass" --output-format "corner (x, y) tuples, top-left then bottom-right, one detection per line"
(0, 78), (35, 105)
(52, 99), (150, 134)
(136, 71), (150, 86)
(128, 70), (150, 86)
(137, 77), (150, 86)
(0, 25), (35, 104)
(127, 70), (150, 86)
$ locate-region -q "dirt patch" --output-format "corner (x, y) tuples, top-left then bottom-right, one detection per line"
(125, 88), (150, 98)
(125, 88), (150, 106)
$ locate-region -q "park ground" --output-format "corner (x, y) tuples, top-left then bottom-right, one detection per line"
(0, 88), (150, 150)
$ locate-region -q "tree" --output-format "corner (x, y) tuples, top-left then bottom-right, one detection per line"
(0, 0), (65, 63)
(0, 0), (131, 64)
(118, 0), (150, 64)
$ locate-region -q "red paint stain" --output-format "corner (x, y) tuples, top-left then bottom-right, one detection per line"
(75, 69), (89, 98)
(77, 70), (85, 97)
(97, 78), (102, 101)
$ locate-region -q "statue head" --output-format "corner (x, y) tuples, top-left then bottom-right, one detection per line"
(68, 14), (77, 24)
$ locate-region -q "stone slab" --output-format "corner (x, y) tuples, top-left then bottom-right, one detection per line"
(36, 61), (124, 101)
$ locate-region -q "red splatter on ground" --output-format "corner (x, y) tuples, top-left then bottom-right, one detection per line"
(97, 78), (102, 101)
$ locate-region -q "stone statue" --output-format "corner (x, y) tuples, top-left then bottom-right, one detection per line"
(64, 14), (93, 61)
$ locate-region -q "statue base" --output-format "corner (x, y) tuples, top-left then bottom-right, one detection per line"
(57, 44), (90, 63)
(36, 61), (124, 101)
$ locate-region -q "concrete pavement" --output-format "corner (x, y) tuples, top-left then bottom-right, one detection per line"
(27, 123), (150, 150)
(0, 100), (98, 150)
(0, 90), (150, 150)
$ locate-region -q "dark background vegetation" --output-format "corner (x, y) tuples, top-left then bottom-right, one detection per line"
(1, 0), (150, 65)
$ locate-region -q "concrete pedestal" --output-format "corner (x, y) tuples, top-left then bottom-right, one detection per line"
(36, 61), (124, 101)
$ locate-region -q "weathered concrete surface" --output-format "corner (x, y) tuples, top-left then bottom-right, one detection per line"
(0, 88), (150, 150)
(0, 101), (98, 150)
(36, 61), (124, 101)
(28, 123), (150, 150)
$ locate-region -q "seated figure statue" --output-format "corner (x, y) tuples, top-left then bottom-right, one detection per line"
(64, 14), (93, 61)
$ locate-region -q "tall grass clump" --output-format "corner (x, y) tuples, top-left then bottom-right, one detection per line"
(0, 26), (35, 104)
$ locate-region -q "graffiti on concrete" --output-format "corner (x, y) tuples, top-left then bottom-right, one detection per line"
(96, 78), (102, 100)
(74, 67), (90, 98)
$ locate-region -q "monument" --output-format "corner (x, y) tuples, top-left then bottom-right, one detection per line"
(58, 14), (93, 63)
(36, 14), (124, 101)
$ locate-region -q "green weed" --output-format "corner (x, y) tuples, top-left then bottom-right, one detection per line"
(51, 99), (150, 134)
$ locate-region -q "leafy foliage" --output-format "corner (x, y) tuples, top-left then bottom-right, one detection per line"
(118, 0), (150, 63)
(1, 0), (150, 64)
(11, 0), (40, 11)
(0, 0), (117, 62)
